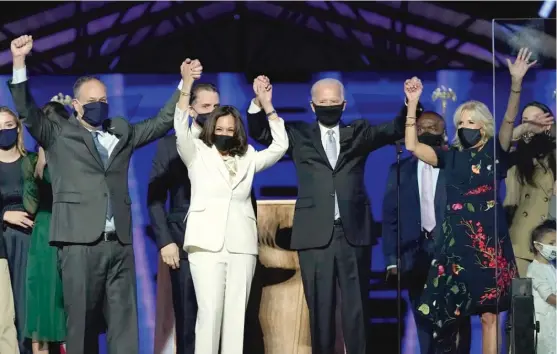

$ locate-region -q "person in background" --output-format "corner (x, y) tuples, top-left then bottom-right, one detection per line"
(148, 81), (218, 354)
(504, 101), (555, 276)
(247, 75), (421, 354)
(526, 219), (556, 354)
(174, 67), (287, 354)
(382, 111), (471, 354)
(22, 101), (71, 354)
(0, 106), (33, 354)
(405, 48), (534, 354)
(0, 192), (19, 354)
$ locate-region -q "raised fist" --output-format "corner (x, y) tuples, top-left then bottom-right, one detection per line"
(180, 58), (203, 84)
(404, 76), (423, 103)
(11, 35), (33, 58)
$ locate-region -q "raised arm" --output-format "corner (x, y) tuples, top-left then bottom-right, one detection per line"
(361, 99), (424, 153)
(174, 63), (199, 168)
(131, 58), (203, 148)
(499, 48), (536, 151)
(8, 36), (60, 148)
(247, 75), (295, 155)
(404, 77), (440, 166)
(249, 79), (288, 172)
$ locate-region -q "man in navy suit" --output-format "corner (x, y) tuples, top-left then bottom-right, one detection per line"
(382, 111), (471, 354)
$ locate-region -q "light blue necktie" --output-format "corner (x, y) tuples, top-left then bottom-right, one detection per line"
(325, 130), (340, 219)
(92, 132), (113, 220)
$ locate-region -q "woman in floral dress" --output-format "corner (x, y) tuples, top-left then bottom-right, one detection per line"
(403, 48), (535, 354)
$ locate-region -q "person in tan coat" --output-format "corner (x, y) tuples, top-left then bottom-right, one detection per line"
(504, 101), (555, 277)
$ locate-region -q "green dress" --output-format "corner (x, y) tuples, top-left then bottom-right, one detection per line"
(22, 153), (66, 342)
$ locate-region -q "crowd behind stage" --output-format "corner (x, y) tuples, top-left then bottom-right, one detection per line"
(0, 35), (555, 354)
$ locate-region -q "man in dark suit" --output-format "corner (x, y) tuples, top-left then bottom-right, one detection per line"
(148, 83), (219, 354)
(8, 35), (200, 354)
(382, 111), (470, 354)
(247, 75), (422, 354)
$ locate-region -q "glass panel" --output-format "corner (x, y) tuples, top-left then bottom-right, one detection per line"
(493, 18), (556, 354)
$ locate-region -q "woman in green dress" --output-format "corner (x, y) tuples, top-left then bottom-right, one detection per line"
(23, 101), (70, 353)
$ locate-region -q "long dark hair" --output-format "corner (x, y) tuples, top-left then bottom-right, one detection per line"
(513, 101), (555, 186)
(199, 105), (248, 157)
(42, 101), (70, 121)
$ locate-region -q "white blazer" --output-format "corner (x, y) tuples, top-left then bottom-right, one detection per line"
(174, 106), (288, 255)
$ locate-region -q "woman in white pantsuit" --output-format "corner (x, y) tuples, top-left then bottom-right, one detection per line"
(174, 76), (287, 354)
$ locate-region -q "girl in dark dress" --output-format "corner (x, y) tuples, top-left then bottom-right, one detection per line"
(404, 48), (535, 354)
(23, 102), (70, 354)
(0, 106), (34, 354)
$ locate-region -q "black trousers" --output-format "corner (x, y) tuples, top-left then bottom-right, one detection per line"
(298, 223), (370, 354)
(58, 238), (138, 354)
(168, 223), (197, 354)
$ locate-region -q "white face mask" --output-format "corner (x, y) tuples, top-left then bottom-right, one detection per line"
(535, 242), (557, 261)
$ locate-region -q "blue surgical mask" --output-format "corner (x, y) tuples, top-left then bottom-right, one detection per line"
(80, 101), (109, 127)
(0, 127), (18, 149)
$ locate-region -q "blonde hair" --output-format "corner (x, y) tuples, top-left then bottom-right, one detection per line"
(0, 107), (26, 156)
(452, 100), (495, 150)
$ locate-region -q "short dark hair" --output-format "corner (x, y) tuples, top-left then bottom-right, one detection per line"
(73, 76), (104, 99)
(190, 83), (219, 105)
(530, 219), (556, 253)
(419, 111), (444, 122)
(199, 105), (248, 157)
(42, 102), (70, 121)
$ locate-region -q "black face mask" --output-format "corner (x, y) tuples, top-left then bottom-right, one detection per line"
(81, 101), (109, 127)
(0, 127), (18, 150)
(213, 134), (238, 152)
(195, 112), (211, 127)
(458, 128), (482, 149)
(418, 132), (444, 147)
(313, 103), (344, 127)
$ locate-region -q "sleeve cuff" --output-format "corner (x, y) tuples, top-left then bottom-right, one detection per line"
(386, 265), (397, 270)
(247, 99), (262, 114)
(177, 79), (183, 91)
(13, 67), (28, 84)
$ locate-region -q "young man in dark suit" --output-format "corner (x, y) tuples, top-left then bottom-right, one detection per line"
(148, 83), (219, 354)
(382, 111), (470, 354)
(246, 75), (422, 354)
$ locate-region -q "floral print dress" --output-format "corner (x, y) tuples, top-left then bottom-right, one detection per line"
(417, 137), (518, 349)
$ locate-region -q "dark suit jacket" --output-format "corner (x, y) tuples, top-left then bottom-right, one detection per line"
(8, 80), (179, 245)
(247, 103), (422, 250)
(381, 156), (446, 273)
(147, 133), (259, 258)
(147, 134), (191, 258)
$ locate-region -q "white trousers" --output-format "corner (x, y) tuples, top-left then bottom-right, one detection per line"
(189, 246), (256, 354)
(0, 259), (19, 354)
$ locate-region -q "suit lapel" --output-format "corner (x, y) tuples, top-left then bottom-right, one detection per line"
(335, 124), (354, 171)
(106, 118), (130, 169)
(310, 123), (332, 170)
(231, 155), (249, 190)
(70, 115), (104, 169)
(207, 145), (233, 187)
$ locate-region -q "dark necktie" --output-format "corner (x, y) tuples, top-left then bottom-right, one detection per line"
(92, 132), (113, 220)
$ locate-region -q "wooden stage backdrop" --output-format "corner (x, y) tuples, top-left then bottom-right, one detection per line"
(154, 200), (346, 354)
